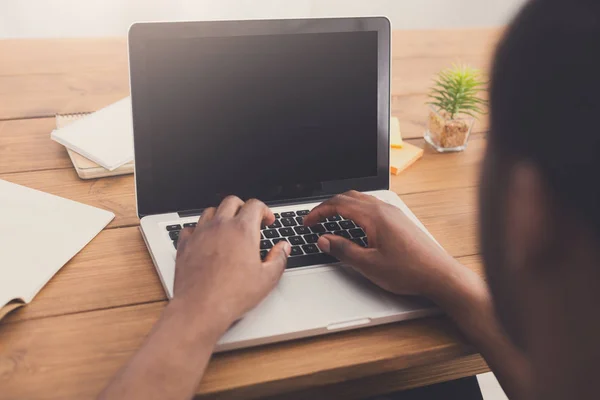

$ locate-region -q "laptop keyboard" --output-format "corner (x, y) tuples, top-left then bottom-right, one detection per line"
(165, 209), (368, 269)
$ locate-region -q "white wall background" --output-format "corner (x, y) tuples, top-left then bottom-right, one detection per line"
(0, 0), (526, 38)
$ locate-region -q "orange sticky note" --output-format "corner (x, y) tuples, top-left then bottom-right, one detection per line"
(390, 142), (423, 176)
(390, 117), (403, 148)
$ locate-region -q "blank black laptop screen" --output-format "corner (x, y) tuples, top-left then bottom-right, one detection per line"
(134, 29), (383, 215)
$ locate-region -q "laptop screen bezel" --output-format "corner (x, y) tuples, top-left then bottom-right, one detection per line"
(128, 17), (391, 218)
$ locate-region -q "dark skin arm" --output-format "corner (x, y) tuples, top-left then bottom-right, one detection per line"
(304, 191), (533, 399)
(100, 191), (531, 399)
(98, 197), (291, 400)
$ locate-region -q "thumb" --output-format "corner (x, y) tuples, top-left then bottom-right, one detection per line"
(262, 241), (291, 280)
(318, 235), (369, 265)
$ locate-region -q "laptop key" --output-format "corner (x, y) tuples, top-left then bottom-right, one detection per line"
(339, 220), (356, 230)
(286, 253), (339, 269)
(173, 240), (178, 249)
(268, 220), (282, 229)
(310, 224), (326, 234)
(263, 229), (280, 239)
(279, 227), (295, 237)
(327, 215), (342, 222)
(183, 222), (197, 228)
(280, 217), (297, 227)
(349, 228), (366, 238)
(334, 230), (351, 239)
(273, 213), (280, 219)
(281, 211), (296, 217)
(304, 234), (319, 244)
(297, 210), (310, 216)
(289, 236), (306, 246)
(302, 244), (320, 254)
(260, 250), (268, 260)
(166, 224), (182, 231)
(294, 226), (311, 235)
(296, 216), (304, 225)
(260, 240), (273, 250)
(290, 246), (304, 256)
(351, 238), (367, 247)
(324, 222), (340, 231)
(272, 238), (288, 245)
(169, 231), (180, 240)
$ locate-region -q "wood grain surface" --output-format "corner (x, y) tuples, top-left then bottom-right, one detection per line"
(0, 300), (484, 400)
(0, 28), (501, 399)
(261, 354), (490, 400)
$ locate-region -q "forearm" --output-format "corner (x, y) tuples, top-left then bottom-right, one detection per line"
(429, 261), (532, 399)
(99, 300), (228, 400)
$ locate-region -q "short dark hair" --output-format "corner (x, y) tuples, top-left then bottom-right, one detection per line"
(490, 0), (600, 233)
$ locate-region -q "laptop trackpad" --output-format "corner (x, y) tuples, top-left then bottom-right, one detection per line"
(218, 265), (436, 348)
(278, 266), (396, 329)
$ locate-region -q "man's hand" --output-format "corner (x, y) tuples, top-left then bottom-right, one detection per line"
(99, 196), (290, 400)
(173, 196), (291, 332)
(306, 191), (532, 399)
(304, 190), (461, 298)
(101, 193), (531, 400)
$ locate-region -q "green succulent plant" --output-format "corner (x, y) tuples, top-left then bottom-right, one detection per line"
(428, 64), (488, 119)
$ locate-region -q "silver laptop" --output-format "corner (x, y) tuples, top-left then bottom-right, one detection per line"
(128, 17), (439, 352)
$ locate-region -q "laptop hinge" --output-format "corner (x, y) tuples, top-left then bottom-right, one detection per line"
(264, 195), (332, 209)
(177, 195), (334, 218)
(178, 209), (204, 218)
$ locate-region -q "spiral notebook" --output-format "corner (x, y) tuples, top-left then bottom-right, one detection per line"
(52, 97), (135, 179)
(55, 113), (135, 179)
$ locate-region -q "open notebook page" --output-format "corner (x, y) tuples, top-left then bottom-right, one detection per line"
(0, 180), (114, 309)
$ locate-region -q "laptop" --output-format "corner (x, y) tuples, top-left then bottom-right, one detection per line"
(128, 17), (439, 352)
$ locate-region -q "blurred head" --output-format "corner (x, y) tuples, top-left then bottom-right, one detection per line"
(480, 0), (600, 351)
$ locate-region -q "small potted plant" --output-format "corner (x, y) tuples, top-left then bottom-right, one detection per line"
(424, 64), (487, 152)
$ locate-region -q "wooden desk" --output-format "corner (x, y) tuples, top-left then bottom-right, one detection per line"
(0, 29), (501, 399)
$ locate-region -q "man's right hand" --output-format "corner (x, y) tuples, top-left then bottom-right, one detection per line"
(303, 190), (464, 298)
(306, 191), (533, 400)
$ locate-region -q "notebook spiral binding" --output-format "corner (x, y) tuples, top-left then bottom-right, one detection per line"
(55, 112), (92, 128)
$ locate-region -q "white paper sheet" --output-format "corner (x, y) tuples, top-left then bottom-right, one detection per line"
(0, 180), (114, 308)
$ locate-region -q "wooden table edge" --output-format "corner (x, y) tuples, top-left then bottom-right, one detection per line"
(197, 345), (484, 398)
(253, 354), (490, 400)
